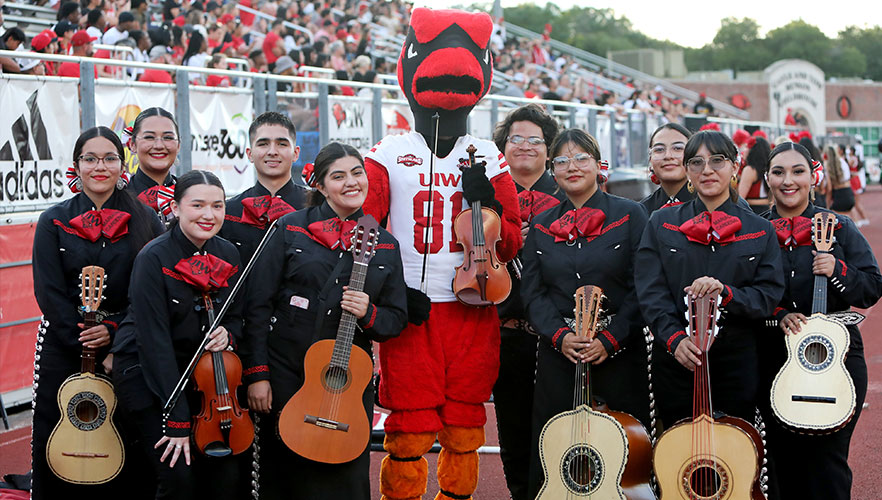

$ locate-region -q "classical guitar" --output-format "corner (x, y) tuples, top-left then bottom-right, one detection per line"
(536, 285), (654, 500)
(771, 212), (856, 432)
(46, 266), (125, 484)
(278, 215), (378, 464)
(654, 291), (764, 500)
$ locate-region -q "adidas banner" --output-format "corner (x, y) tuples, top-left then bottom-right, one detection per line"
(0, 78), (79, 212)
(189, 89), (253, 196)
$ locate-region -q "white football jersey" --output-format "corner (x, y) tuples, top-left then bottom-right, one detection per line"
(366, 132), (509, 302)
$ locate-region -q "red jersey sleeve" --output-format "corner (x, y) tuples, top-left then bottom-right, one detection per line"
(491, 172), (522, 262)
(363, 157), (390, 224)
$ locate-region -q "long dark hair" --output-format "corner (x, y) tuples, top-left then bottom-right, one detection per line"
(683, 130), (739, 203)
(73, 126), (156, 249)
(307, 142), (364, 207)
(182, 32), (205, 65)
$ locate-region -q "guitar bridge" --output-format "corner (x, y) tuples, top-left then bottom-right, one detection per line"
(304, 415), (349, 432)
(792, 395), (836, 404)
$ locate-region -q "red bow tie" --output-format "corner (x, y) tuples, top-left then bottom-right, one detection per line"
(308, 218), (357, 250)
(518, 190), (561, 223)
(773, 216), (812, 248)
(174, 254), (237, 292)
(679, 211), (742, 245)
(68, 209), (131, 242)
(548, 207), (606, 243)
(137, 185), (175, 216)
(240, 195), (295, 226)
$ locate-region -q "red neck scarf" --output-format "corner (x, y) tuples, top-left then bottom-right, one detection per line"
(240, 195), (295, 226)
(173, 254), (237, 292)
(518, 190), (560, 223)
(137, 185), (175, 216)
(307, 217), (357, 250)
(772, 216), (812, 249)
(68, 209), (131, 242)
(678, 211), (742, 245)
(548, 207), (605, 243)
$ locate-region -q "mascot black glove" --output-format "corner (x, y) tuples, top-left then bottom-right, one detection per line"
(461, 160), (503, 215)
(406, 287), (432, 326)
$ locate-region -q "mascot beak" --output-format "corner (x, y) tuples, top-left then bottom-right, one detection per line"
(411, 46), (488, 111)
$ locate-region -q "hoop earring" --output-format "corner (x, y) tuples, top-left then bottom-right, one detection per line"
(810, 188), (816, 203)
(687, 179), (694, 193)
(730, 175), (738, 189)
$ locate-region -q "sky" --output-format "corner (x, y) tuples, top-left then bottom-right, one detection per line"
(412, 0), (878, 48)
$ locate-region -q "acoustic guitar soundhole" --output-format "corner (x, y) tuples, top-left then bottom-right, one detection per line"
(561, 445), (602, 494)
(322, 365), (350, 392)
(66, 392), (107, 431)
(683, 458), (729, 500)
(798, 335), (834, 372)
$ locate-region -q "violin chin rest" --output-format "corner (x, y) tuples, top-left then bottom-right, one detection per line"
(203, 442), (232, 457)
(455, 288), (494, 307)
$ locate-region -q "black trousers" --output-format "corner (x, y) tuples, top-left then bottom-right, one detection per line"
(492, 327), (538, 500)
(759, 334), (867, 500)
(527, 339), (651, 498)
(113, 359), (240, 500)
(653, 327), (759, 428)
(31, 347), (150, 500)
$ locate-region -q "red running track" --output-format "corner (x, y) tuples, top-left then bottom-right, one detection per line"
(3, 187), (882, 499)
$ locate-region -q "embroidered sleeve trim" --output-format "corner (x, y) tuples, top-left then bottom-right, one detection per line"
(666, 330), (687, 353)
(361, 304), (377, 329)
(600, 215), (630, 235)
(732, 230), (766, 242)
(375, 243), (395, 250)
(721, 285), (733, 306)
(662, 222), (681, 232)
(165, 420), (191, 429)
(224, 214), (242, 223)
(287, 224), (323, 245)
(599, 329), (619, 352)
(839, 259), (847, 277)
(243, 365), (269, 376)
(102, 320), (119, 330)
(552, 327), (569, 351)
(535, 224), (554, 238)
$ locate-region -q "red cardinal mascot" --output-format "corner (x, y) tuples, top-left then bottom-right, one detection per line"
(362, 8), (522, 500)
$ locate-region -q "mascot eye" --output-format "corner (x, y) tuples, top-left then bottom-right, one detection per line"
(483, 49), (490, 65)
(407, 44), (418, 59)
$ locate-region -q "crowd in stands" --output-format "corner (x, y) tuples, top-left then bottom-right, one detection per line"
(0, 0), (713, 116)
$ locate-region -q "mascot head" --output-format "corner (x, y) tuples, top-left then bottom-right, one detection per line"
(398, 8), (494, 138)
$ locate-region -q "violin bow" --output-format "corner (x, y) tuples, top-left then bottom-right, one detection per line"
(163, 219), (280, 417)
(419, 112), (440, 295)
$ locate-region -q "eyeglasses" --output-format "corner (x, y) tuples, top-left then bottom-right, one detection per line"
(77, 154), (122, 167)
(507, 135), (545, 146)
(650, 143), (686, 158)
(552, 152), (594, 169)
(685, 154), (731, 172)
(137, 133), (179, 145)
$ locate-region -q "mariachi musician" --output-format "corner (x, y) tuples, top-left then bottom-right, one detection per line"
(520, 128), (651, 497)
(490, 104), (563, 500)
(242, 142), (407, 499)
(635, 130), (785, 427)
(112, 170), (243, 500)
(640, 123), (693, 214)
(31, 126), (163, 499)
(125, 107), (179, 223)
(758, 142), (882, 500)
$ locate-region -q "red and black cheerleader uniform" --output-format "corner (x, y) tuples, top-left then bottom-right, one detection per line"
(127, 170), (176, 224)
(111, 224), (243, 500)
(634, 198), (785, 427)
(640, 181), (694, 214)
(219, 178), (308, 264)
(31, 189), (163, 499)
(759, 206), (882, 500)
(521, 189), (650, 497)
(241, 202), (408, 500)
(493, 170), (564, 500)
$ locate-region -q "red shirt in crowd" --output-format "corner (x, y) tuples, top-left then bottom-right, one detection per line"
(139, 68), (173, 83)
(205, 74), (231, 87)
(263, 31), (281, 64)
(57, 62), (98, 78)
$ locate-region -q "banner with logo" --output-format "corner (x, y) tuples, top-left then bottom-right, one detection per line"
(189, 89), (253, 196)
(0, 78), (79, 212)
(94, 83), (176, 178)
(382, 103), (413, 138)
(327, 96), (373, 154)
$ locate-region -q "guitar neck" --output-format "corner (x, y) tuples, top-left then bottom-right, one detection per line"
(81, 311), (98, 374)
(331, 261), (369, 368)
(575, 361), (593, 408)
(471, 200), (486, 248)
(811, 272), (828, 315)
(693, 349), (712, 419)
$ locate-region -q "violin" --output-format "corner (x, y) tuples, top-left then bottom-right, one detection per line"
(191, 293), (254, 457)
(452, 144), (512, 307)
